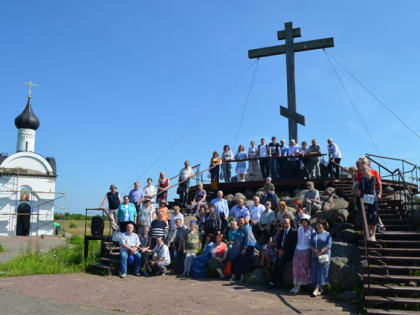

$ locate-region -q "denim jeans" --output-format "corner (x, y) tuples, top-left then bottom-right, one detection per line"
(270, 158), (279, 180)
(120, 250), (142, 275)
(179, 181), (190, 205)
(262, 193), (279, 207)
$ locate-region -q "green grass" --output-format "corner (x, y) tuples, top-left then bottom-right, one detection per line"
(0, 244), (4, 253)
(0, 236), (101, 277)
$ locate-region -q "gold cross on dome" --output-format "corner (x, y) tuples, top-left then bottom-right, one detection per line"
(24, 81), (38, 98)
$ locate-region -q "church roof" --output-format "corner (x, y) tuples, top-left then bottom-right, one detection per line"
(14, 97), (40, 130)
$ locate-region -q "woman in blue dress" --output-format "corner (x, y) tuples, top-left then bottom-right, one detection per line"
(235, 144), (248, 182)
(310, 219), (332, 297)
(230, 216), (256, 282)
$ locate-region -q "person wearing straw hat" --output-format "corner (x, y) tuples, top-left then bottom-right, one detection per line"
(290, 213), (314, 294)
(99, 184), (122, 232)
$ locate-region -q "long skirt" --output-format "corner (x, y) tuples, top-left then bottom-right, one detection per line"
(292, 248), (312, 285)
(312, 259), (330, 286)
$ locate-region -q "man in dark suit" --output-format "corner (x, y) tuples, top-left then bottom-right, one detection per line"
(269, 218), (297, 289)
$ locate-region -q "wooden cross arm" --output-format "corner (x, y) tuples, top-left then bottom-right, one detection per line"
(248, 37), (334, 59)
(280, 106), (306, 126)
(277, 27), (301, 40)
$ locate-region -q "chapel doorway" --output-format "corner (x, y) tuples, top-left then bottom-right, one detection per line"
(16, 203), (31, 236)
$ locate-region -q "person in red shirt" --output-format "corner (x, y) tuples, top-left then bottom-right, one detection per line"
(356, 158), (382, 198)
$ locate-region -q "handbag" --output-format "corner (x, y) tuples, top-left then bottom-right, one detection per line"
(362, 194), (375, 205)
(316, 233), (329, 264)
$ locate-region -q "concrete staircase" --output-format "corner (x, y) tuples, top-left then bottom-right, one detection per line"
(361, 202), (420, 315)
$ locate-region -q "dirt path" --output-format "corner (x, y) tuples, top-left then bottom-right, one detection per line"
(0, 273), (358, 314)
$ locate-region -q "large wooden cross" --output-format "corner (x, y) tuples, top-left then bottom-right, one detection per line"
(248, 22), (334, 142)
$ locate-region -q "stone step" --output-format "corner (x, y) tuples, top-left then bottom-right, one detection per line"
(99, 257), (120, 265)
(366, 307), (420, 315)
(375, 231), (420, 240)
(364, 284), (420, 295)
(368, 264), (420, 273)
(88, 263), (112, 276)
(362, 240), (420, 248)
(362, 255), (420, 263)
(363, 273), (420, 283)
(380, 219), (408, 225)
(365, 295), (420, 306)
(384, 225), (417, 231)
(359, 247), (420, 256)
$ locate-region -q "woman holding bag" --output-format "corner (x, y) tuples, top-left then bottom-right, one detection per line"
(310, 219), (332, 297)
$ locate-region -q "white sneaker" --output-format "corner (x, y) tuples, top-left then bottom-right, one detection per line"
(120, 273), (127, 278)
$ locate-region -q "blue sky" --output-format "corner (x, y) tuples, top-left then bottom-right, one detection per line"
(1, 1), (419, 213)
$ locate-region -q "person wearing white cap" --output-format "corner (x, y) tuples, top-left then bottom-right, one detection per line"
(290, 213), (313, 294)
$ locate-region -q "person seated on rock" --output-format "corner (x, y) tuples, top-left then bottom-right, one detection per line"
(139, 225), (151, 249)
(190, 183), (207, 215)
(269, 218), (297, 289)
(261, 177), (279, 208)
(310, 219), (332, 297)
(230, 216), (256, 282)
(260, 221), (282, 268)
(183, 220), (201, 277)
(249, 196), (265, 239)
(276, 201), (295, 224)
(290, 213), (313, 294)
(227, 220), (238, 253)
(150, 211), (169, 248)
(304, 182), (321, 215)
(209, 234), (228, 279)
(229, 198), (250, 221)
(256, 201), (275, 244)
(119, 222), (142, 278)
(143, 236), (171, 276)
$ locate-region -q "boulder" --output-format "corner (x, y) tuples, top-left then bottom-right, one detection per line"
(63, 232), (73, 238)
(383, 186), (394, 195)
(289, 189), (306, 204)
(255, 190), (265, 199)
(245, 199), (254, 209)
(330, 241), (363, 292)
(244, 190), (255, 199)
(388, 193), (410, 204)
(335, 228), (359, 243)
(337, 291), (357, 302)
(323, 209), (349, 225)
(329, 222), (354, 237)
(249, 267), (268, 285)
(234, 192), (246, 202)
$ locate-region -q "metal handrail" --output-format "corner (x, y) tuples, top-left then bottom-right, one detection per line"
(366, 153), (418, 168)
(358, 198), (371, 289)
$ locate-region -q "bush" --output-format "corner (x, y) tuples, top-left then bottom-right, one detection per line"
(69, 223), (77, 229)
(0, 244), (4, 253)
(0, 236), (100, 277)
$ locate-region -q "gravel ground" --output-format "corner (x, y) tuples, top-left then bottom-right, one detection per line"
(0, 273), (358, 315)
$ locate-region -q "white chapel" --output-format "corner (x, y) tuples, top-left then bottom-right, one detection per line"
(0, 88), (57, 236)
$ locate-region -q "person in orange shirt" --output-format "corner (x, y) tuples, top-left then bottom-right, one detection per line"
(157, 200), (169, 222)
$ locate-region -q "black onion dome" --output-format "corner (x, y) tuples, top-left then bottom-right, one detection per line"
(14, 97), (40, 130)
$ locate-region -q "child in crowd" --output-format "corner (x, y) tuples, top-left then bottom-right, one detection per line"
(260, 221), (282, 268)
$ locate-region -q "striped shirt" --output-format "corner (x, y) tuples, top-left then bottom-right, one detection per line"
(151, 219), (168, 241)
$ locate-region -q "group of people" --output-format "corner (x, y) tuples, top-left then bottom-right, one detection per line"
(99, 176), (335, 298)
(209, 137), (342, 184)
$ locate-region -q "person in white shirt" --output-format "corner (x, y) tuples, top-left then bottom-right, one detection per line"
(119, 222), (142, 278)
(327, 138), (342, 179)
(249, 196), (265, 238)
(144, 236), (171, 275)
(258, 138), (270, 179)
(211, 190), (229, 237)
(168, 205), (184, 243)
(290, 213), (313, 294)
(178, 161), (195, 206)
(143, 178), (157, 206)
(287, 139), (301, 178)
